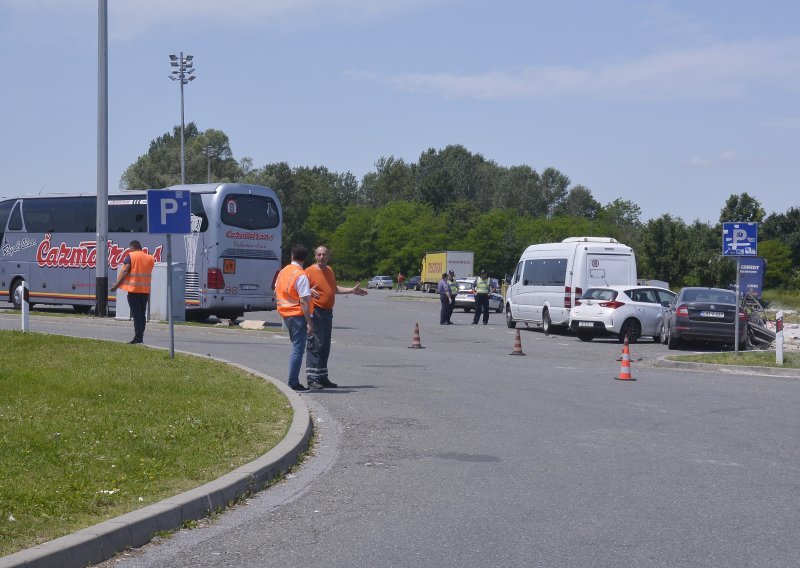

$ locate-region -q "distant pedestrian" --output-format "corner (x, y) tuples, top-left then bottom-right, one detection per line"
(110, 240), (155, 344)
(447, 270), (459, 323)
(305, 245), (368, 389)
(396, 272), (405, 292)
(275, 244), (314, 392)
(472, 269), (494, 325)
(437, 272), (452, 325)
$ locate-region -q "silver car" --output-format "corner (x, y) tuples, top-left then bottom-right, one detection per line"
(367, 275), (394, 289)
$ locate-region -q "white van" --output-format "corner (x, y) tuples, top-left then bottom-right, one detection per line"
(505, 237), (637, 332)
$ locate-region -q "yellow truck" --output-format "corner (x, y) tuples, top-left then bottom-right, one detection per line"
(419, 251), (474, 293)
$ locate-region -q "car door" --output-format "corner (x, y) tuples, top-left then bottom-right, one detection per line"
(628, 287), (664, 335)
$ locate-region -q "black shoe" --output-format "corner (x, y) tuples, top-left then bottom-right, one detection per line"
(128, 338), (142, 344)
(290, 384), (308, 392)
(307, 381), (324, 390)
(483, 322), (488, 325)
(318, 379), (338, 388)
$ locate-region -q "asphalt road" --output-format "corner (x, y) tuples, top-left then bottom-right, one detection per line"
(4, 290), (800, 568)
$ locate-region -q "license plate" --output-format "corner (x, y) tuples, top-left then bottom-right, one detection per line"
(699, 311), (724, 318)
(578, 321), (594, 327)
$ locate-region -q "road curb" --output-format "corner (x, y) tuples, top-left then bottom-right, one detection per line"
(0, 360), (312, 568)
(653, 356), (800, 378)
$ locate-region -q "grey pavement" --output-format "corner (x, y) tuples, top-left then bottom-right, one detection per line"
(2, 293), (800, 568)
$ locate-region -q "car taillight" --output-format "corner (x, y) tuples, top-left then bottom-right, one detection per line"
(573, 287), (583, 306)
(599, 300), (625, 309)
(676, 304), (689, 317)
(207, 268), (225, 290)
(738, 309), (747, 320)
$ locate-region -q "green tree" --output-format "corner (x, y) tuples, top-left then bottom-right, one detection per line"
(758, 239), (793, 289)
(762, 207), (800, 269)
(638, 215), (691, 285)
(719, 193), (765, 223)
(554, 185), (600, 219)
(328, 206), (378, 280)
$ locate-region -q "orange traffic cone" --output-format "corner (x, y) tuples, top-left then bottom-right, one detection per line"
(509, 329), (526, 356)
(615, 336), (635, 381)
(408, 322), (425, 349)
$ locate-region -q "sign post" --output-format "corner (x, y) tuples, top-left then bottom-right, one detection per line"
(722, 222), (758, 356)
(147, 190), (191, 358)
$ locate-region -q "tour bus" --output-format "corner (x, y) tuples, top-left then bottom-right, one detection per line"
(505, 237), (637, 333)
(0, 183), (282, 320)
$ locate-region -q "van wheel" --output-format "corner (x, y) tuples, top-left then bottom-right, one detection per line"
(505, 306), (516, 329)
(619, 319), (641, 343)
(11, 278), (26, 310)
(542, 309), (551, 334)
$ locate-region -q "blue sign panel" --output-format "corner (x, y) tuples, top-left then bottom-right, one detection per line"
(147, 190), (191, 234)
(739, 257), (765, 298)
(722, 222), (757, 256)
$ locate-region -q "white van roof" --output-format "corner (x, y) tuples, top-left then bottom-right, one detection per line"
(561, 237), (618, 243)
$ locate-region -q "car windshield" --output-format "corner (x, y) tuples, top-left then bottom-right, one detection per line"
(581, 288), (616, 301)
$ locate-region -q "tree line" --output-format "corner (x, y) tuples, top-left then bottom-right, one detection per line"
(122, 124), (800, 290)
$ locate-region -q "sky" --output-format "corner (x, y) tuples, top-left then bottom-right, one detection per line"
(1, 0), (798, 225)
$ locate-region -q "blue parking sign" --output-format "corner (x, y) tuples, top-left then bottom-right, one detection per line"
(722, 222), (757, 256)
(147, 190), (191, 234)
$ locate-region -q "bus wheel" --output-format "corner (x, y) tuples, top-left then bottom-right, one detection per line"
(11, 279), (26, 310)
(73, 305), (92, 314)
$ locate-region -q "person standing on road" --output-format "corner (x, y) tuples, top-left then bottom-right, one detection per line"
(437, 272), (452, 325)
(305, 245), (368, 389)
(110, 240), (155, 344)
(275, 244), (314, 392)
(472, 269), (493, 325)
(396, 272), (405, 292)
(446, 270), (459, 324)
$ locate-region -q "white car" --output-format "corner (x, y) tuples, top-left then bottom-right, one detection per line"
(568, 285), (676, 343)
(367, 275), (394, 289)
(453, 279), (503, 313)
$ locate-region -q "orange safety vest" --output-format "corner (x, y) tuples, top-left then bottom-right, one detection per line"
(120, 251), (155, 294)
(275, 264), (313, 318)
(306, 264), (337, 310)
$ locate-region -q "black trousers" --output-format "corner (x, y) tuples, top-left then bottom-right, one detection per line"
(127, 292), (149, 341)
(473, 293), (490, 324)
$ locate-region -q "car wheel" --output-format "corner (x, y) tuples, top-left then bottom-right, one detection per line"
(542, 309), (551, 334)
(618, 318), (642, 343)
(495, 303), (503, 313)
(576, 331), (594, 342)
(464, 307), (472, 313)
(506, 306), (517, 329)
(667, 326), (679, 350)
(660, 323), (669, 345)
(11, 278), (26, 310)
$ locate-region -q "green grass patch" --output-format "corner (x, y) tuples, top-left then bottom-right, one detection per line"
(666, 350), (800, 368)
(0, 331), (292, 556)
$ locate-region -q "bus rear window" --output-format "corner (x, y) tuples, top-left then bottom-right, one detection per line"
(220, 194), (279, 230)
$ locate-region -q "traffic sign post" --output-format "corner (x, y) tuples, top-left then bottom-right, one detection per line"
(722, 222), (758, 356)
(147, 190), (191, 358)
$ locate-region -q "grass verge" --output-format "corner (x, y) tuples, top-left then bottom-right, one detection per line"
(0, 331), (292, 557)
(666, 350), (800, 368)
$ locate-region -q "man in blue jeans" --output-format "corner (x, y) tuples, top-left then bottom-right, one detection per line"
(275, 244), (314, 391)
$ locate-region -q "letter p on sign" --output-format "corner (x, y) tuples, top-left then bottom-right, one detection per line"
(147, 190), (191, 234)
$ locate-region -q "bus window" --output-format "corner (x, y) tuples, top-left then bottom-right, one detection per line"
(8, 201), (23, 231)
(0, 200), (14, 242)
(23, 197), (95, 233)
(220, 194), (279, 230)
(191, 193), (209, 232)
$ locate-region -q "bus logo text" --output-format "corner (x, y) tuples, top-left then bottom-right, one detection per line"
(35, 234), (163, 269)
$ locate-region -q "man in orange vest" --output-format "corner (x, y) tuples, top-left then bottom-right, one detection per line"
(305, 245), (367, 388)
(275, 244), (315, 391)
(110, 240), (155, 344)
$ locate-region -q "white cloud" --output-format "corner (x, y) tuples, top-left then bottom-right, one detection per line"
(362, 37), (800, 102)
(687, 149), (737, 168)
(719, 150), (736, 161)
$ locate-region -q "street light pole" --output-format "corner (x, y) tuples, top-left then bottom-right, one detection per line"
(167, 53), (195, 358)
(169, 53), (196, 185)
